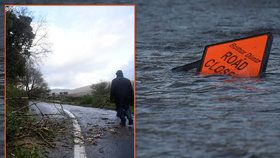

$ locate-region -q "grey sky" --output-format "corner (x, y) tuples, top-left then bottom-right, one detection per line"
(27, 6), (134, 89)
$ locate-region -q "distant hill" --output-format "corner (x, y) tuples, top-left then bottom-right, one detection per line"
(51, 85), (92, 97)
(51, 80), (134, 97)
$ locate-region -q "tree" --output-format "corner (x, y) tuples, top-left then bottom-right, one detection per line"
(90, 82), (111, 107)
(6, 7), (52, 157)
(91, 82), (110, 96)
(6, 7), (35, 83)
(6, 6), (51, 99)
(6, 6), (51, 84)
(17, 62), (50, 98)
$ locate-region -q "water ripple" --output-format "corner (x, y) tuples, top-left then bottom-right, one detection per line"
(136, 0), (280, 157)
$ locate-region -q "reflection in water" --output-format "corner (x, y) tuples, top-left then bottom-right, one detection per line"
(136, 0), (280, 157)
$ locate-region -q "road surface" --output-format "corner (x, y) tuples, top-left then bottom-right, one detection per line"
(30, 101), (134, 158)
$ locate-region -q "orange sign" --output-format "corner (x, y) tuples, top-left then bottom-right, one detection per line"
(198, 33), (273, 77)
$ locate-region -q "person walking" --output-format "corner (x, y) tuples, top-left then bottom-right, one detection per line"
(110, 70), (134, 126)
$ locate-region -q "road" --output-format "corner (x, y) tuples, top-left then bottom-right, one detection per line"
(30, 101), (134, 158)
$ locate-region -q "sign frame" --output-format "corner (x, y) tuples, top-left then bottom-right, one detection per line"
(197, 32), (273, 77)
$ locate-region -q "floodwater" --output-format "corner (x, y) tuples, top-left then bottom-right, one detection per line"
(136, 0), (280, 158)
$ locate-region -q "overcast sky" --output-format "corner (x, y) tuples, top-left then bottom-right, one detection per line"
(26, 6), (134, 89)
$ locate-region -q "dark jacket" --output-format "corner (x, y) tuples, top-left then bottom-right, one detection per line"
(110, 76), (134, 106)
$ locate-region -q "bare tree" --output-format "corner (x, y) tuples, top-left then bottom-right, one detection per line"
(18, 61), (50, 98)
(8, 6), (52, 63)
(29, 15), (52, 63)
(6, 6), (51, 95)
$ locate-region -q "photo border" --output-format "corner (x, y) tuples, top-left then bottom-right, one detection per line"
(4, 4), (136, 158)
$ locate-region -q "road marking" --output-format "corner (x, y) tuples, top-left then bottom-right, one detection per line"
(63, 109), (87, 158)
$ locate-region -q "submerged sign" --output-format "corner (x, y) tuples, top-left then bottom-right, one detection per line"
(198, 33), (273, 77)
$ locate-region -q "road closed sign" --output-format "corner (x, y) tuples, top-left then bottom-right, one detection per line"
(198, 33), (273, 77)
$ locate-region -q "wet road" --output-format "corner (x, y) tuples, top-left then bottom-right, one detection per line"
(136, 0), (280, 158)
(30, 102), (133, 158)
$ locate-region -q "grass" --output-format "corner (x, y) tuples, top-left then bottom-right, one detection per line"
(6, 84), (73, 158)
(7, 104), (73, 158)
(6, 103), (47, 157)
(6, 83), (134, 157)
(46, 95), (134, 113)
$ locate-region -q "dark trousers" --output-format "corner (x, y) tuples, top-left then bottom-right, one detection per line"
(116, 104), (133, 125)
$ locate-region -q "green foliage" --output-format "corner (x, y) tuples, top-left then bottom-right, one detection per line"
(91, 95), (112, 109)
(6, 84), (28, 113)
(6, 7), (52, 157)
(6, 8), (35, 83)
(6, 84), (44, 157)
(6, 106), (45, 158)
(6, 7), (50, 98)
(90, 81), (112, 108)
(6, 84), (26, 99)
(8, 146), (45, 158)
(18, 64), (50, 98)
(79, 95), (94, 105)
(91, 81), (110, 96)
(60, 95), (115, 110)
(50, 81), (134, 112)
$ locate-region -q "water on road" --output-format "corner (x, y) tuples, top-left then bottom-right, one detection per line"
(136, 0), (280, 157)
(30, 102), (134, 158)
